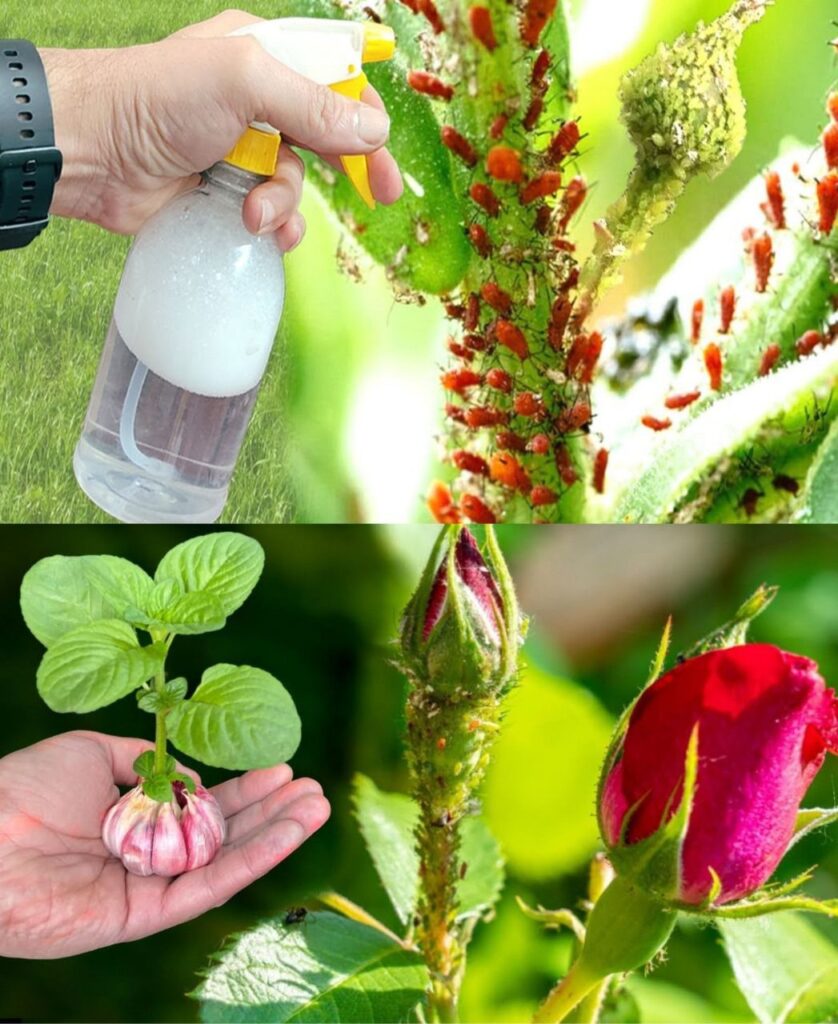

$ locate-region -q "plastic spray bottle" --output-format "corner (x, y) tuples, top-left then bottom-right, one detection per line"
(73, 18), (396, 523)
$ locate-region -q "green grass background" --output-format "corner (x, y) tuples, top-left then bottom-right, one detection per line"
(0, 0), (835, 523)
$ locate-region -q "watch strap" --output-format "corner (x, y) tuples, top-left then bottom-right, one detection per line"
(0, 40), (62, 251)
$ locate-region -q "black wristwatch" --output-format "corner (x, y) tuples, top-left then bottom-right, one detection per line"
(0, 40), (62, 251)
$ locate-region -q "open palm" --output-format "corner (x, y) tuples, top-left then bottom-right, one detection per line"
(0, 730), (330, 958)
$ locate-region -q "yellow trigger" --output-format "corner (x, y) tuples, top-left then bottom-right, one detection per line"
(331, 73), (375, 210)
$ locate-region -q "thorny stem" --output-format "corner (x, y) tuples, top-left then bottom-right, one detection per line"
(533, 960), (599, 1024)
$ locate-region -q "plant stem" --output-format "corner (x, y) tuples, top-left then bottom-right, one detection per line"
(533, 960), (600, 1024)
(574, 977), (610, 1024)
(153, 665), (168, 775)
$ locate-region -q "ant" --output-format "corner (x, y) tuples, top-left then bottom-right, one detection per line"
(284, 907), (309, 926)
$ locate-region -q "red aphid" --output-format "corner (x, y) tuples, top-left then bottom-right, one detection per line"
(556, 400), (592, 434)
(555, 446), (578, 486)
(486, 368), (512, 392)
(548, 121), (580, 165)
(773, 474), (800, 495)
(520, 0), (557, 48)
(531, 49), (550, 88)
(527, 433), (551, 455)
(549, 297), (574, 351)
(796, 330), (823, 357)
(641, 415), (673, 432)
(445, 402), (467, 425)
(464, 292), (481, 331)
(447, 341), (474, 363)
(495, 319), (530, 359)
(489, 115), (509, 143)
(481, 282), (513, 315)
(452, 450), (490, 476)
(407, 70), (453, 101)
(490, 452), (532, 494)
(496, 430), (527, 452)
(762, 171), (786, 230)
(465, 405), (509, 428)
(445, 303), (465, 321)
(592, 448), (609, 495)
(719, 286), (736, 334)
(441, 368), (481, 393)
(441, 126), (478, 167)
(664, 390), (701, 410)
(416, 0), (445, 34)
(460, 493), (496, 524)
(470, 182), (501, 217)
(752, 233), (774, 294)
(828, 93), (838, 124)
(824, 124), (838, 170)
(469, 5), (498, 50)
(817, 172), (838, 233)
(514, 392), (546, 419)
(759, 343), (782, 376)
(530, 485), (558, 507)
(487, 146), (524, 183)
(468, 223), (492, 258)
(397, 0), (419, 12)
(558, 176), (587, 232)
(566, 331), (603, 384)
(704, 343), (723, 391)
(553, 238), (576, 253)
(427, 481), (460, 523)
(691, 299), (704, 345)
(740, 488), (761, 518)
(464, 332), (490, 352)
(523, 97), (544, 132)
(534, 204), (552, 235)
(520, 171), (562, 205)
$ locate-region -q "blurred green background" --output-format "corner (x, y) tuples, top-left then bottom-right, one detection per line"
(0, 0), (834, 523)
(1, 524), (836, 1022)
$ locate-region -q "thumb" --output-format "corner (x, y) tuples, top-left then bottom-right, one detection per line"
(242, 41), (391, 156)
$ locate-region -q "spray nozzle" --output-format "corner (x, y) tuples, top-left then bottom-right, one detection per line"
(224, 18), (396, 209)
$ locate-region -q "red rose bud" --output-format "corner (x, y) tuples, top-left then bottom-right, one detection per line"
(102, 782), (225, 877)
(399, 527), (522, 696)
(599, 644), (838, 906)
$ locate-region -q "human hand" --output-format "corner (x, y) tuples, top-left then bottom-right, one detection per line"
(0, 730), (329, 959)
(40, 9), (404, 249)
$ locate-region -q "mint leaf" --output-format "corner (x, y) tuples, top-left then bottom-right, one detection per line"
(79, 555), (154, 616)
(167, 664), (300, 770)
(36, 620), (167, 713)
(137, 677), (189, 713)
(194, 910), (427, 1023)
(154, 533), (264, 618)
(143, 776), (174, 803)
(132, 750), (157, 777)
(127, 590), (228, 637)
(21, 556), (115, 648)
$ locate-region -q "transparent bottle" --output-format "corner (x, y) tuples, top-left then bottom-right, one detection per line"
(73, 161), (285, 524)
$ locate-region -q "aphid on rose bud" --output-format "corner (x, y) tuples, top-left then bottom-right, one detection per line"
(549, 296), (573, 351)
(496, 430), (528, 451)
(469, 5), (498, 50)
(752, 233), (774, 293)
(490, 452), (532, 493)
(719, 286), (736, 334)
(284, 907), (308, 926)
(523, 97), (544, 132)
(465, 405), (509, 428)
(520, 0), (557, 48)
(691, 298), (704, 344)
(416, 0), (445, 34)
(464, 292), (481, 331)
(558, 176), (587, 232)
(824, 123), (838, 170)
(441, 126), (478, 167)
(520, 171), (562, 205)
(665, 390), (701, 410)
(486, 368), (513, 392)
(445, 402), (467, 425)
(530, 485), (558, 506)
(470, 182), (501, 217)
(555, 445), (578, 486)
(469, 223), (492, 258)
(441, 368), (482, 393)
(460, 493), (496, 523)
(556, 400), (592, 434)
(490, 113), (509, 140)
(452, 450), (490, 476)
(796, 329), (823, 357)
(593, 447), (609, 494)
(513, 392), (546, 419)
(817, 172), (838, 233)
(464, 332), (491, 352)
(773, 473), (800, 495)
(705, 343), (723, 391)
(445, 303), (465, 321)
(762, 171), (786, 229)
(407, 70), (454, 101)
(553, 238), (576, 253)
(759, 342), (782, 376)
(740, 487), (762, 517)
(567, 331), (603, 384)
(427, 481), (461, 523)
(487, 146), (524, 183)
(481, 283), (513, 315)
(547, 121), (580, 164)
(496, 319), (530, 359)
(436, 737), (447, 750)
(527, 433), (551, 454)
(534, 204), (552, 235)
(531, 48), (550, 87)
(641, 415), (673, 431)
(447, 340), (474, 362)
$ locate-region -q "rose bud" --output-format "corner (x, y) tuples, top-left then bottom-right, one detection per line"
(599, 644), (838, 906)
(399, 526), (522, 697)
(102, 781), (226, 877)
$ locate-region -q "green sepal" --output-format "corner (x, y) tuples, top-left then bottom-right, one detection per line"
(172, 772), (196, 794)
(680, 583), (778, 658)
(398, 525), (452, 674)
(708, 894), (838, 921)
(787, 807), (838, 851)
(143, 775), (174, 803)
(516, 896), (587, 943)
(137, 677), (189, 713)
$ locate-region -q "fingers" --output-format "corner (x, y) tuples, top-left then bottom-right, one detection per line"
(242, 146), (305, 239)
(368, 149), (404, 204)
(210, 763), (294, 817)
(159, 792), (330, 928)
(224, 777), (324, 845)
(170, 9), (264, 40)
(80, 732), (201, 788)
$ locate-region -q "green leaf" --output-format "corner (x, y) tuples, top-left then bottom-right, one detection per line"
(79, 555), (155, 617)
(789, 807), (838, 851)
(143, 776), (174, 803)
(36, 620), (167, 713)
(194, 910), (428, 1023)
(719, 914), (838, 1024)
(352, 774), (504, 927)
(800, 417), (838, 523)
(166, 664), (300, 770)
(127, 590), (228, 636)
(132, 750), (158, 778)
(154, 533), (265, 618)
(20, 556), (116, 648)
(137, 677), (189, 713)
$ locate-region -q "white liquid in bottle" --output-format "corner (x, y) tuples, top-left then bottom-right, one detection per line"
(74, 162), (285, 523)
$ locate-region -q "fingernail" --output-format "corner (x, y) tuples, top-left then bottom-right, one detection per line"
(257, 199), (276, 234)
(283, 223), (304, 254)
(357, 106), (390, 146)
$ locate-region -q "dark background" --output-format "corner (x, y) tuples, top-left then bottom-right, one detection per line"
(0, 525), (836, 1022)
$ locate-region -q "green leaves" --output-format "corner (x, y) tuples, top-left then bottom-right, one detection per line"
(195, 911), (428, 1023)
(800, 418), (838, 523)
(719, 914), (838, 1024)
(166, 665), (301, 770)
(36, 620), (166, 713)
(154, 533), (265, 618)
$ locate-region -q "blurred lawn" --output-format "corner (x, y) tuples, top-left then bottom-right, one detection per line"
(0, 524), (836, 1022)
(0, 0), (834, 522)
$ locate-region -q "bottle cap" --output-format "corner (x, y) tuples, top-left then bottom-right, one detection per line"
(224, 127), (281, 177)
(362, 24), (396, 62)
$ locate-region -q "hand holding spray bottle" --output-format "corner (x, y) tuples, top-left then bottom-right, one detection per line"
(73, 18), (396, 523)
